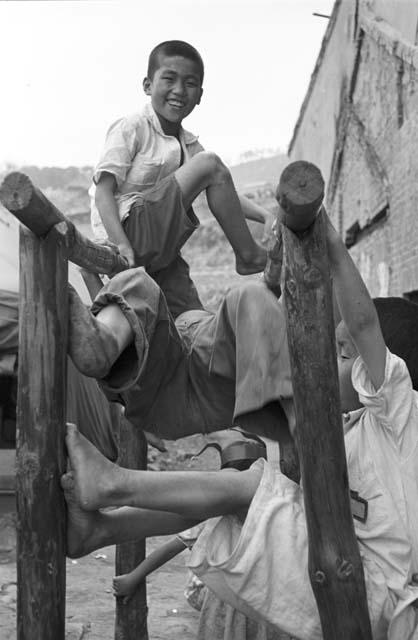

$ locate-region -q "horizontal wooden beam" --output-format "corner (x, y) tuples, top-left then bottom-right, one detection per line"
(0, 172), (128, 276)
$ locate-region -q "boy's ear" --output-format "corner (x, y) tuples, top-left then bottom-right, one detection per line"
(197, 87), (203, 105)
(143, 77), (152, 96)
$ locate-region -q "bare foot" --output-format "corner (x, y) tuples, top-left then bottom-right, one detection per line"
(236, 245), (267, 275)
(68, 284), (120, 378)
(61, 471), (104, 558)
(65, 423), (121, 511)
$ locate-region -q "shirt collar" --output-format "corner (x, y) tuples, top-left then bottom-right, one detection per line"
(143, 102), (199, 145)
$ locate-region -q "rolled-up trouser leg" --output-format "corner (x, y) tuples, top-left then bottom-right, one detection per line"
(91, 268), (185, 408)
(208, 281), (294, 429)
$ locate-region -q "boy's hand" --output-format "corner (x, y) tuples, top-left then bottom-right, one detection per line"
(117, 243), (136, 268)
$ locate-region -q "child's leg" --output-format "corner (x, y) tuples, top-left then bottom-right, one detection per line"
(62, 472), (198, 558)
(175, 152), (267, 275)
(68, 268), (179, 392)
(64, 424), (262, 519)
(68, 286), (133, 378)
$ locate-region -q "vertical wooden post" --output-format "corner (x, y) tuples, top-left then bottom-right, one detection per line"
(114, 417), (149, 640)
(16, 226), (68, 639)
(277, 162), (372, 639)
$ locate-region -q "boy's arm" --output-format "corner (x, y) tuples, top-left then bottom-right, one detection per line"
(238, 194), (274, 243)
(325, 215), (386, 389)
(116, 537), (186, 586)
(95, 172), (135, 267)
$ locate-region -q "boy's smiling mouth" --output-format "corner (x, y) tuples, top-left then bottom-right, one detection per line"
(168, 100), (185, 108)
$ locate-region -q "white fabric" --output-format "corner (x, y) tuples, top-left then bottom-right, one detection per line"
(177, 522), (206, 550)
(90, 102), (204, 239)
(189, 350), (418, 639)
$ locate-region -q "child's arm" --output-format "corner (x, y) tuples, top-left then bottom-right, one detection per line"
(325, 215), (386, 389)
(113, 536), (187, 603)
(238, 195), (274, 243)
(95, 172), (135, 267)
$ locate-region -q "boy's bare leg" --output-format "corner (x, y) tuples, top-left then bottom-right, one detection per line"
(62, 473), (198, 558)
(64, 423), (262, 520)
(175, 152), (267, 275)
(68, 285), (133, 378)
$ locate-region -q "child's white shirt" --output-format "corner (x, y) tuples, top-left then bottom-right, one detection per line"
(188, 349), (418, 639)
(345, 348), (418, 637)
(90, 102), (203, 240)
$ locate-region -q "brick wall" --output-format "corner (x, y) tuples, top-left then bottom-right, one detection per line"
(289, 2), (418, 298)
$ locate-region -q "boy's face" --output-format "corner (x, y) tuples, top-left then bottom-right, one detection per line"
(336, 322), (362, 413)
(143, 54), (203, 132)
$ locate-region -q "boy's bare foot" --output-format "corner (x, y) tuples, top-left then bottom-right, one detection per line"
(65, 423), (121, 511)
(61, 472), (104, 558)
(236, 245), (267, 275)
(68, 285), (120, 378)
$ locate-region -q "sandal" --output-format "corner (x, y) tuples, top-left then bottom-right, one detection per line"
(193, 426), (267, 470)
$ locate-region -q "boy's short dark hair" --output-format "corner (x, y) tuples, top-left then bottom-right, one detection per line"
(373, 297), (418, 389)
(147, 40), (204, 84)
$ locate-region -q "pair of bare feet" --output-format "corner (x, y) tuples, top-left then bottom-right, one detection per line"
(62, 423), (125, 558)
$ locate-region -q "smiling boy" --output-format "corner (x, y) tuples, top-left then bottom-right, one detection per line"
(91, 40), (270, 318)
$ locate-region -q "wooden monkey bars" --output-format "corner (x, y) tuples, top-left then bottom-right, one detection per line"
(0, 162), (372, 640)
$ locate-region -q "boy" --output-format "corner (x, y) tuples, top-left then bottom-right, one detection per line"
(63, 212), (418, 639)
(91, 40), (270, 317)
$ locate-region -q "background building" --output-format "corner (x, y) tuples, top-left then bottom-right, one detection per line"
(289, 0), (418, 301)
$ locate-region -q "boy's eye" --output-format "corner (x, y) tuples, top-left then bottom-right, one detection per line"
(186, 80), (198, 88)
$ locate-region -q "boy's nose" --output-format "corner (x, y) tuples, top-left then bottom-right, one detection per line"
(172, 80), (186, 96)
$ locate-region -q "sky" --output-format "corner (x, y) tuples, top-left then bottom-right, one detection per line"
(0, 0), (335, 168)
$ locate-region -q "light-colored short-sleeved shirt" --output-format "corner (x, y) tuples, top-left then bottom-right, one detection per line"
(90, 102), (204, 239)
(189, 351), (418, 639)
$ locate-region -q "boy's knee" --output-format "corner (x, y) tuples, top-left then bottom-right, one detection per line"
(228, 281), (276, 312)
(105, 267), (160, 301)
(195, 151), (231, 184)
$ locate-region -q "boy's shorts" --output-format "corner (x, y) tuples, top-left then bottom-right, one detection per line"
(123, 174), (199, 274)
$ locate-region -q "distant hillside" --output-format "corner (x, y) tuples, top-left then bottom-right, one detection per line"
(1, 153), (288, 194)
(0, 156), (287, 310)
(17, 165), (93, 190)
(229, 153), (289, 193)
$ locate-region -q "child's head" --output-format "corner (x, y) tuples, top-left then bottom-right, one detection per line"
(143, 40), (204, 132)
(373, 297), (418, 389)
(336, 297), (418, 413)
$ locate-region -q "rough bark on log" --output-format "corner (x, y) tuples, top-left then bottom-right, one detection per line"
(114, 418), (149, 640)
(277, 161), (372, 639)
(264, 160), (324, 293)
(16, 226), (67, 640)
(0, 172), (128, 276)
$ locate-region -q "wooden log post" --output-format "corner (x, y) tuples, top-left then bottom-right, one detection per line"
(0, 172), (128, 276)
(16, 225), (68, 640)
(273, 161), (373, 639)
(0, 172), (149, 639)
(115, 417), (149, 640)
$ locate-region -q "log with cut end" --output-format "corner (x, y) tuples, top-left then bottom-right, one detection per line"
(277, 162), (372, 639)
(264, 161), (325, 294)
(0, 172), (129, 276)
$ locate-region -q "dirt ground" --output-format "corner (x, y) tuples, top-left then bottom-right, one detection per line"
(0, 435), (218, 640)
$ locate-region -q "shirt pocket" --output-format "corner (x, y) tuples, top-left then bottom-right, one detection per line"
(351, 468), (393, 535)
(125, 157), (164, 190)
